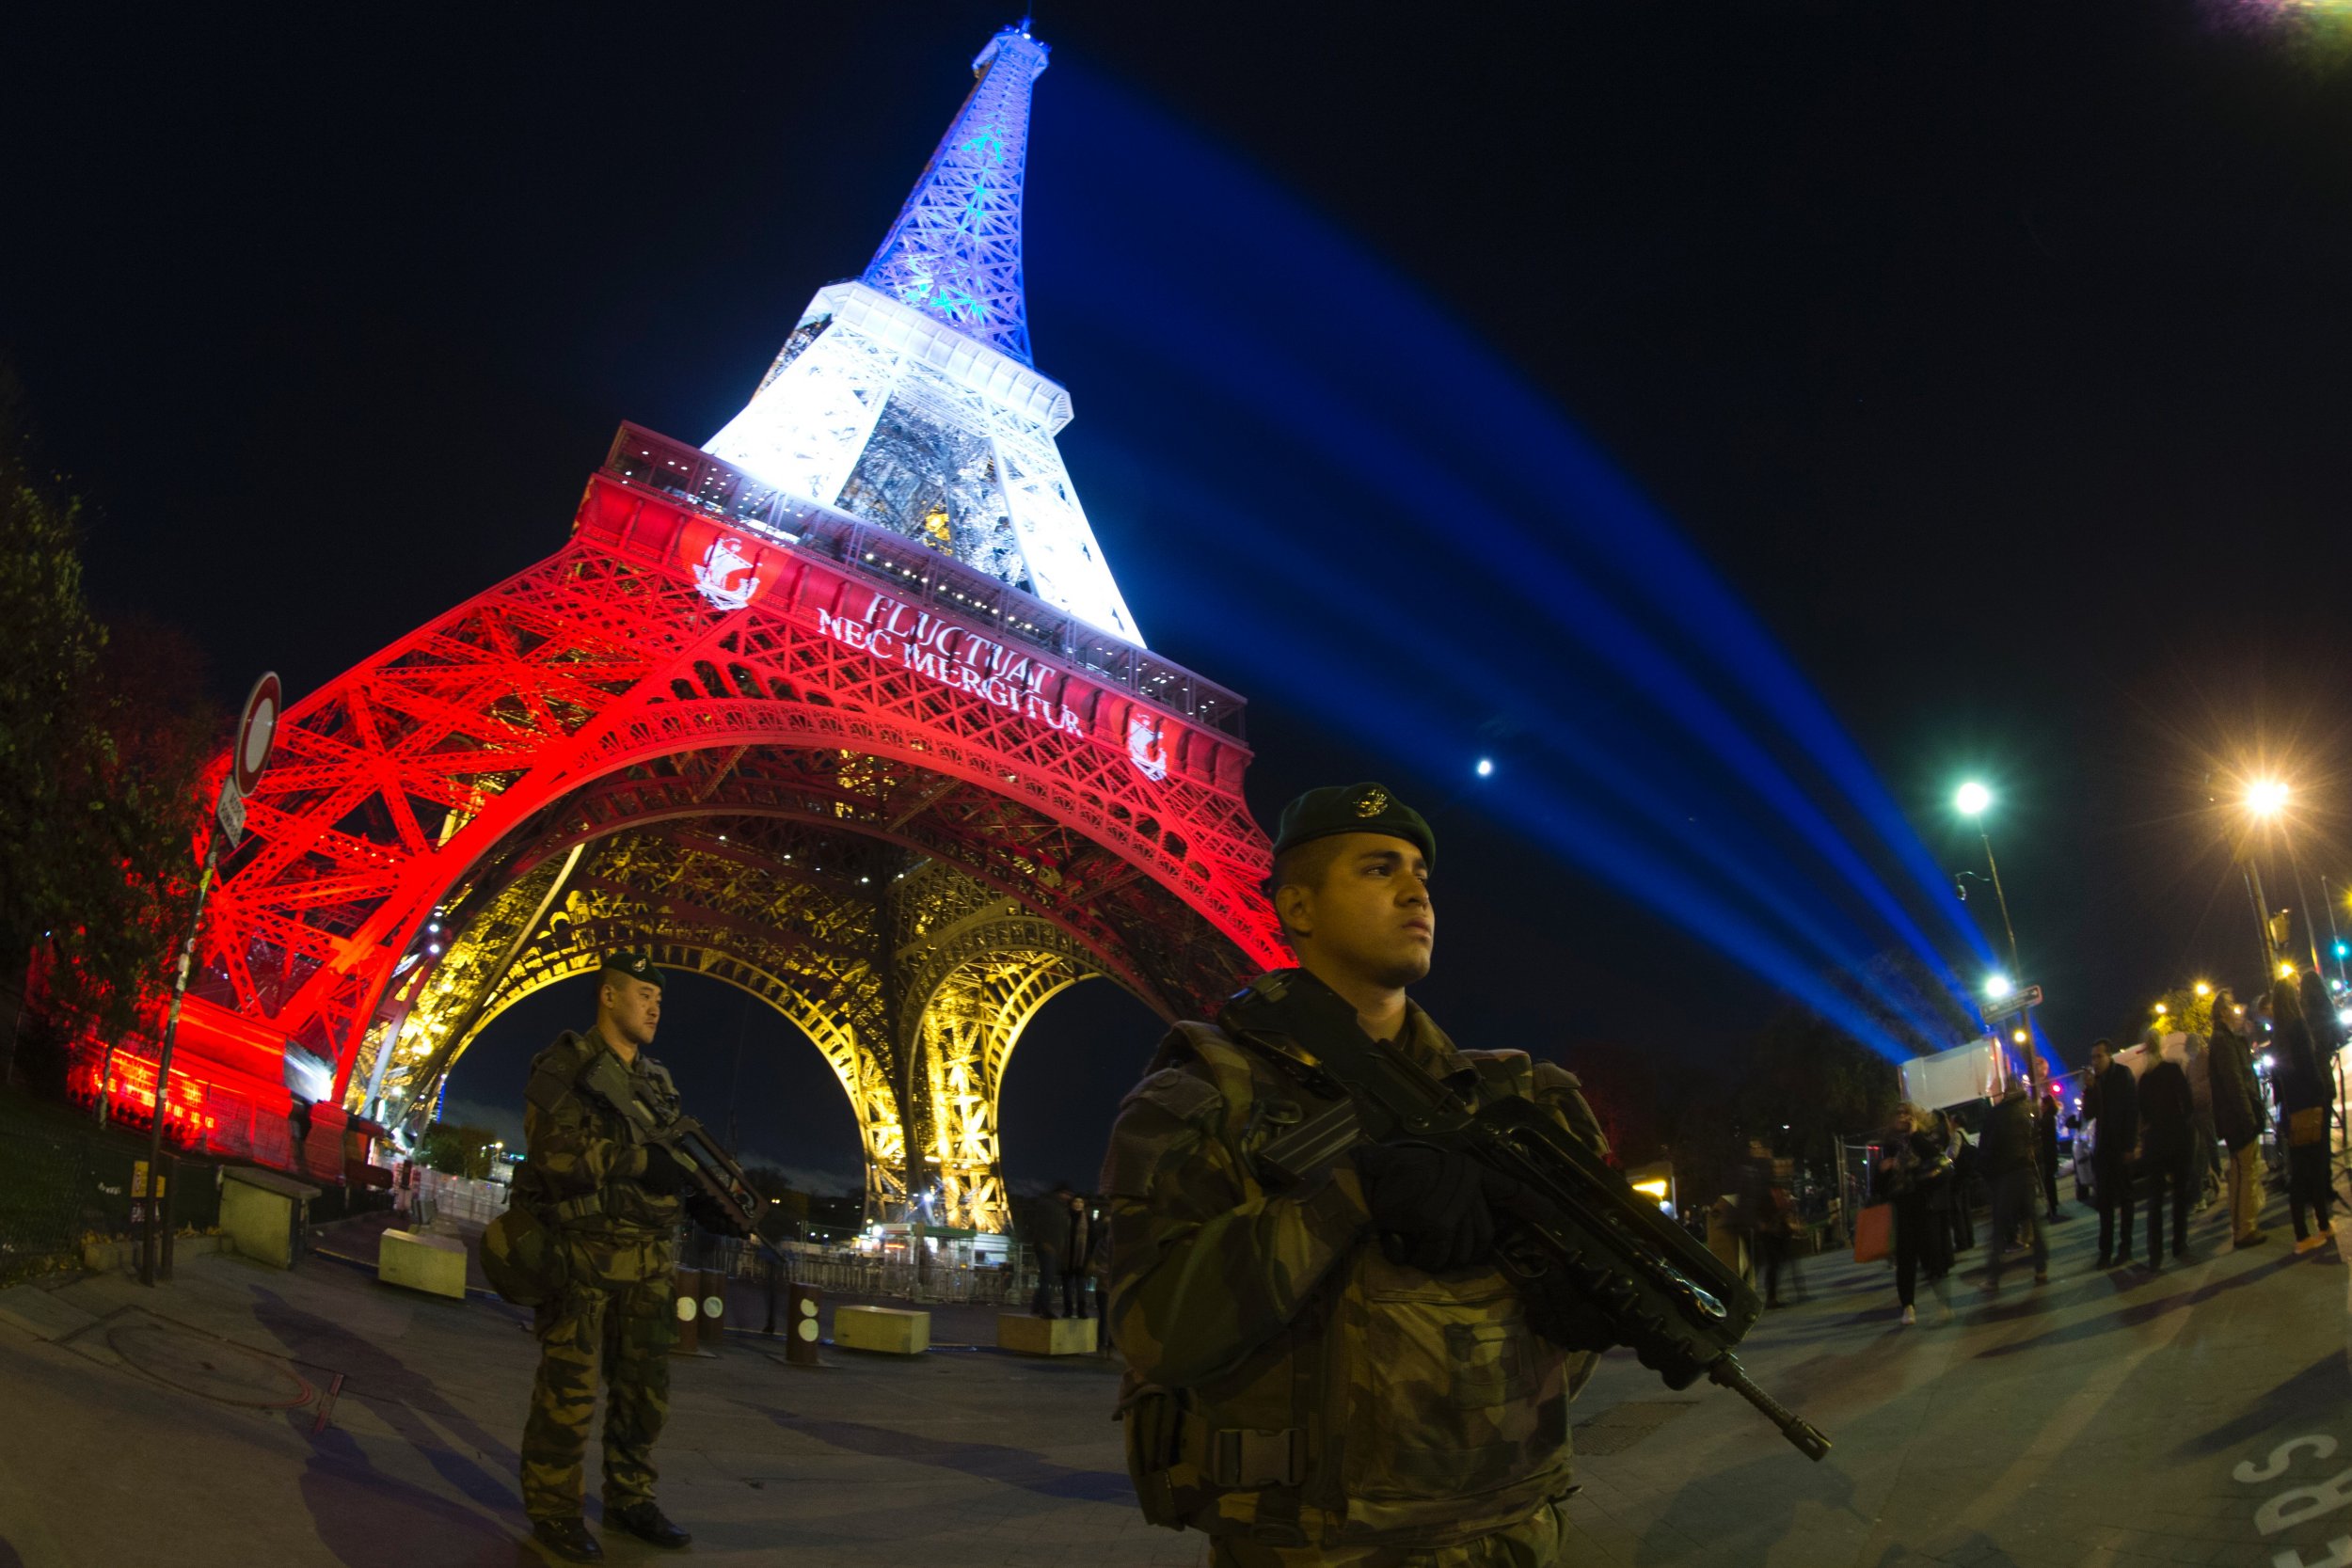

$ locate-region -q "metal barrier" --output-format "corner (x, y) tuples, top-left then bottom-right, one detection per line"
(0, 1109), (225, 1283)
(705, 1233), (1041, 1307)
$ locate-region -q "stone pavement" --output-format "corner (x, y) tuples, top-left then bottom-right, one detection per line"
(0, 1183), (2344, 1568)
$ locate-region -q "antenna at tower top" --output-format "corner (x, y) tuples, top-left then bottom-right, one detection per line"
(861, 22), (1050, 366)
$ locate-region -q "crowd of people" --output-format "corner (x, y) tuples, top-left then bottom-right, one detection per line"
(1868, 967), (2344, 1324)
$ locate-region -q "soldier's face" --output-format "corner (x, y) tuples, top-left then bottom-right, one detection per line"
(1282, 832), (1433, 990)
(602, 976), (662, 1050)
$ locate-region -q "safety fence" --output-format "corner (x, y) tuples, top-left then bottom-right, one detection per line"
(693, 1233), (1047, 1307)
(0, 1098), (226, 1284)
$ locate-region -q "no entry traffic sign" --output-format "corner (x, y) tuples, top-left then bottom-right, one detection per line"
(231, 672), (282, 799)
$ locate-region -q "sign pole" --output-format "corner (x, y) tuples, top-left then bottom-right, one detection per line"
(139, 668), (277, 1288)
(140, 844), (218, 1288)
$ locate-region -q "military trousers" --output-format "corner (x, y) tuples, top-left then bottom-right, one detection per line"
(520, 1231), (676, 1523)
(1201, 1497), (1572, 1568)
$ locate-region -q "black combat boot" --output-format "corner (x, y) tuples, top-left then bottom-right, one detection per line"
(609, 1501), (692, 1549)
(531, 1517), (604, 1563)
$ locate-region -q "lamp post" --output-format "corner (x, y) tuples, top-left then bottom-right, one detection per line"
(2245, 780), (2290, 976)
(1957, 784), (2029, 1055)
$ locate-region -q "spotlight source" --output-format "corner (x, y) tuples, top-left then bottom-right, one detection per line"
(1955, 781), (1992, 817)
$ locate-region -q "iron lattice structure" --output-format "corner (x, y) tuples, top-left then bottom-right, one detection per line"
(703, 24), (1141, 644)
(153, 24), (1274, 1228)
(862, 24), (1047, 367)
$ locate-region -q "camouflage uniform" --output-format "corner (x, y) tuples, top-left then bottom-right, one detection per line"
(1104, 1000), (1606, 1564)
(516, 1028), (686, 1526)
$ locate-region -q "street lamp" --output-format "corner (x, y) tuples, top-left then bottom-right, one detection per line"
(2193, 980), (2211, 998)
(1985, 974), (2013, 1001)
(1956, 781), (2027, 1028)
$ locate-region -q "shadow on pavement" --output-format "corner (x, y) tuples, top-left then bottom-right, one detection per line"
(247, 1285), (528, 1566)
(2174, 1351), (2352, 1459)
(751, 1402), (1136, 1503)
(1973, 1254), (2304, 1359)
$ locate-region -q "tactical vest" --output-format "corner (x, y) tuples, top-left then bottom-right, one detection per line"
(1115, 1021), (1584, 1551)
(514, 1032), (685, 1238)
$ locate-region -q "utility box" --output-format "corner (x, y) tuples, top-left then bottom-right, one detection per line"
(834, 1304), (930, 1355)
(378, 1228), (468, 1300)
(997, 1313), (1096, 1355)
(220, 1166), (321, 1270)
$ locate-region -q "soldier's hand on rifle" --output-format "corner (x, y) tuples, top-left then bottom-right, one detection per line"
(1354, 1140), (1495, 1272)
(634, 1142), (690, 1196)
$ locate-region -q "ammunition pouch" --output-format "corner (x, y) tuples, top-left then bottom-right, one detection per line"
(1117, 1383), (1185, 1529)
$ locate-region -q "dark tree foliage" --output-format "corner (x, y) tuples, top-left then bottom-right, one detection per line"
(1559, 1040), (1666, 1168)
(0, 373), (222, 1063)
(417, 1121), (501, 1179)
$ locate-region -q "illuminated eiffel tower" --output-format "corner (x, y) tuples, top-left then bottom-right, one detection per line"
(85, 23), (1279, 1231)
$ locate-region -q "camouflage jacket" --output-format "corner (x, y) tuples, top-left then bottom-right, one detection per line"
(1103, 1000), (1605, 1550)
(516, 1029), (685, 1243)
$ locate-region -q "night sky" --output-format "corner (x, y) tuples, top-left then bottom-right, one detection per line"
(8, 3), (2351, 1193)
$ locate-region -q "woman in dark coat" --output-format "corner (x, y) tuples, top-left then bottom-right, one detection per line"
(2270, 979), (2335, 1253)
(2208, 990), (2268, 1246)
(1877, 1103), (1953, 1325)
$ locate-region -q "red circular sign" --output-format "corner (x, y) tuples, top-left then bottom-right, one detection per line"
(233, 672), (282, 798)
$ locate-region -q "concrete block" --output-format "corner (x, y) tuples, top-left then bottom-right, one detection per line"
(378, 1228), (468, 1300)
(996, 1313), (1097, 1355)
(834, 1304), (930, 1355)
(219, 1166), (320, 1270)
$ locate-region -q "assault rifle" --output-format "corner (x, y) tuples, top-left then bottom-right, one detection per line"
(578, 1052), (789, 1263)
(1221, 970), (1832, 1463)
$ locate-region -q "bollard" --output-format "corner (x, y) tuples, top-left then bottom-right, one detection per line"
(785, 1284), (821, 1366)
(698, 1268), (726, 1351)
(671, 1267), (706, 1355)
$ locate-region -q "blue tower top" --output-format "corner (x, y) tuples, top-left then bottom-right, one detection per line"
(862, 24), (1049, 367)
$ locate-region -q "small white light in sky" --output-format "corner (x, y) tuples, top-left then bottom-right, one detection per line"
(1475, 757), (1495, 778)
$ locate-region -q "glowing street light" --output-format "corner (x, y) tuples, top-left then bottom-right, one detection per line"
(2280, 960), (2299, 980)
(2153, 1001), (2169, 1016)
(1474, 757), (1495, 778)
(2010, 1027), (2029, 1044)
(1985, 974), (2013, 1001)
(2248, 779), (2290, 818)
(1954, 779), (2026, 1016)
(2193, 980), (2211, 997)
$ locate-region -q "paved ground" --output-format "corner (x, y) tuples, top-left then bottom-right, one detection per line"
(0, 1181), (2346, 1568)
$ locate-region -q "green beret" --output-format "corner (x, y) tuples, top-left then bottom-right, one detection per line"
(599, 952), (666, 990)
(1270, 782), (1434, 869)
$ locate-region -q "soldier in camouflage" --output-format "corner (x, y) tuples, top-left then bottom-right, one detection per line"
(1104, 784), (1609, 1567)
(516, 952), (697, 1563)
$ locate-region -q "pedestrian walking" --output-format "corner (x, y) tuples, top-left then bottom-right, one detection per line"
(1054, 1181), (1092, 1320)
(1878, 1103), (1953, 1325)
(2032, 1059), (2066, 1222)
(1979, 1078), (2048, 1291)
(2278, 975), (2339, 1257)
(2136, 1031), (2196, 1268)
(1945, 1115), (1979, 1254)
(1021, 1187), (1066, 1317)
(2207, 989), (2269, 1248)
(2088, 1039), (2138, 1269)
(2182, 1030), (2220, 1208)
(286, 1095), (314, 1175)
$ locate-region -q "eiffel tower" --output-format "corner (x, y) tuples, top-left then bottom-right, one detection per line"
(109, 23), (1279, 1229)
